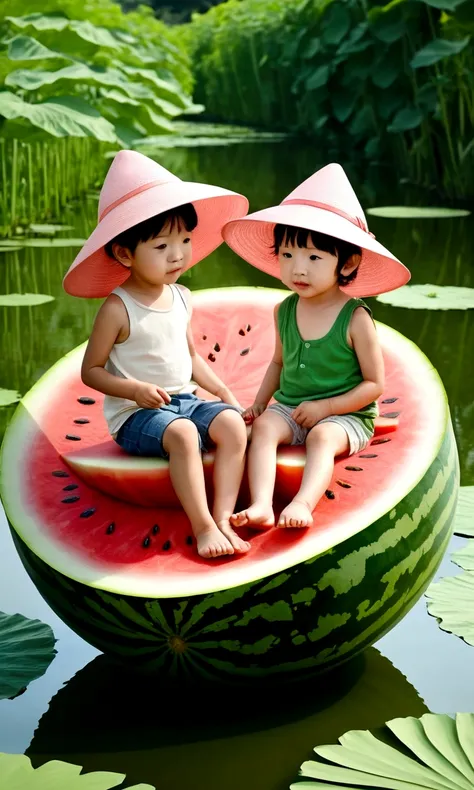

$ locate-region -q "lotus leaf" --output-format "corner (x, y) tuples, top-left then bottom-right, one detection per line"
(292, 712), (474, 788)
(0, 754), (154, 789)
(0, 611), (56, 700)
(453, 487), (474, 538)
(411, 36), (471, 69)
(0, 92), (117, 142)
(0, 294), (55, 306)
(367, 206), (470, 218)
(29, 224), (74, 234)
(0, 389), (21, 407)
(376, 285), (474, 310)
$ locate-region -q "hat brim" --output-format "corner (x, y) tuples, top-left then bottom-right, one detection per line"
(63, 181), (249, 298)
(223, 204), (410, 297)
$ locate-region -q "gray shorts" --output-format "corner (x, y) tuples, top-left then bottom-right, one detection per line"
(267, 403), (373, 456)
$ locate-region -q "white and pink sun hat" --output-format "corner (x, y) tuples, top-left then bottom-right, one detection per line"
(223, 163), (410, 297)
(63, 150), (249, 298)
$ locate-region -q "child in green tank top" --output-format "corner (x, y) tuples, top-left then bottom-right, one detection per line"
(223, 163), (410, 530)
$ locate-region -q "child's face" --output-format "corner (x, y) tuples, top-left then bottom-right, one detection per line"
(118, 220), (193, 286)
(278, 242), (339, 297)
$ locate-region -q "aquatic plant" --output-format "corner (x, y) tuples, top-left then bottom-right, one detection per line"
(186, 0), (474, 199)
(0, 610), (56, 700)
(0, 5), (197, 234)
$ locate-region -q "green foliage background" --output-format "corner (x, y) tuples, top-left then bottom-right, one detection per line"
(185, 0), (474, 198)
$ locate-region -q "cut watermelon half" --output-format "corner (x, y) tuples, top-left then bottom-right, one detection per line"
(0, 287), (459, 680)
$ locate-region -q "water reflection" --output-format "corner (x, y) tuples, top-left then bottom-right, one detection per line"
(27, 648), (426, 790)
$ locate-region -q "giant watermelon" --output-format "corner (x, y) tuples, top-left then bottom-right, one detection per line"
(0, 287), (458, 682)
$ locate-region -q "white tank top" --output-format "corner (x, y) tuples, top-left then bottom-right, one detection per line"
(103, 284), (195, 436)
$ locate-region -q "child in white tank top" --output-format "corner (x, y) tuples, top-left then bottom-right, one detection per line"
(71, 151), (250, 560)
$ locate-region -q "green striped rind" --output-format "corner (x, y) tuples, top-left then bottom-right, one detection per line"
(12, 420), (458, 681)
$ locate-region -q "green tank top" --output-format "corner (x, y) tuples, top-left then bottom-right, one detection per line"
(274, 294), (377, 430)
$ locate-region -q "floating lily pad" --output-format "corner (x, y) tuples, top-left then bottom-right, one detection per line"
(454, 486), (474, 537)
(0, 753), (154, 789)
(376, 284), (474, 310)
(426, 569), (474, 646)
(0, 388), (21, 407)
(292, 712), (474, 789)
(0, 611), (56, 700)
(15, 237), (85, 248)
(367, 206), (470, 218)
(29, 223), (75, 234)
(0, 293), (55, 306)
(0, 246), (21, 253)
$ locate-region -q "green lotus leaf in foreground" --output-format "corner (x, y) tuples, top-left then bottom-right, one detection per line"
(0, 754), (154, 790)
(376, 285), (474, 310)
(0, 294), (54, 307)
(0, 611), (56, 700)
(0, 389), (21, 407)
(291, 712), (474, 789)
(367, 206), (471, 218)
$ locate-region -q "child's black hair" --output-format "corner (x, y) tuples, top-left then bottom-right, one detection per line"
(105, 203), (198, 259)
(273, 224), (361, 286)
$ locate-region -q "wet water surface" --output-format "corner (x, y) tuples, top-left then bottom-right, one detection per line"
(0, 140), (473, 788)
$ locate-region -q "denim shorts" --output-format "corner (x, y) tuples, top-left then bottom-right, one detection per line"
(115, 394), (238, 459)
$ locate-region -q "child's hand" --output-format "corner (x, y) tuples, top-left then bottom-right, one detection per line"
(134, 382), (171, 409)
(241, 403), (266, 424)
(292, 400), (330, 428)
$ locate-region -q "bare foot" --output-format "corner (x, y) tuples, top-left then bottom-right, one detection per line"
(230, 503), (275, 530)
(278, 499), (313, 528)
(196, 525), (235, 559)
(217, 520), (251, 554)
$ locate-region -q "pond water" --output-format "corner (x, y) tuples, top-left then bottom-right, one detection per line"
(0, 140), (473, 788)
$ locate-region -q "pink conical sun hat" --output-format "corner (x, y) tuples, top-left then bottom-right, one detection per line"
(63, 150), (249, 298)
(223, 163), (410, 297)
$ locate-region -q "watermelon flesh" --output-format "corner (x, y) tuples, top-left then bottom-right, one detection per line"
(0, 287), (458, 679)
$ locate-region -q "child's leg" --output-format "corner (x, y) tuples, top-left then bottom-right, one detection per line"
(278, 422), (348, 528)
(162, 419), (235, 559)
(231, 411), (293, 529)
(207, 409), (250, 553)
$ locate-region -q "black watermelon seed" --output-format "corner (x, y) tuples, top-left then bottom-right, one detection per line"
(186, 535), (193, 545)
(325, 489), (335, 500)
(336, 479), (352, 489)
(246, 324), (251, 331)
(163, 540), (171, 551)
(214, 342), (221, 352)
(52, 470), (69, 478)
(106, 523), (115, 535)
(77, 397), (95, 405)
(372, 437), (391, 445)
(65, 434), (81, 441)
(382, 397), (398, 404)
(152, 524), (160, 535)
(74, 418), (90, 425)
(62, 495), (80, 504)
(80, 508), (96, 518)
(208, 353), (216, 362)
(345, 466), (363, 472)
(63, 483), (78, 491)
(359, 453), (378, 458)
(240, 347), (250, 356)
(239, 329), (245, 336)
(202, 335), (207, 340)
(143, 536), (151, 548)
(382, 411), (400, 419)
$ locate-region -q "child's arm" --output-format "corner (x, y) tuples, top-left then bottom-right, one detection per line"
(293, 307), (384, 427)
(243, 304), (283, 424)
(81, 296), (171, 409)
